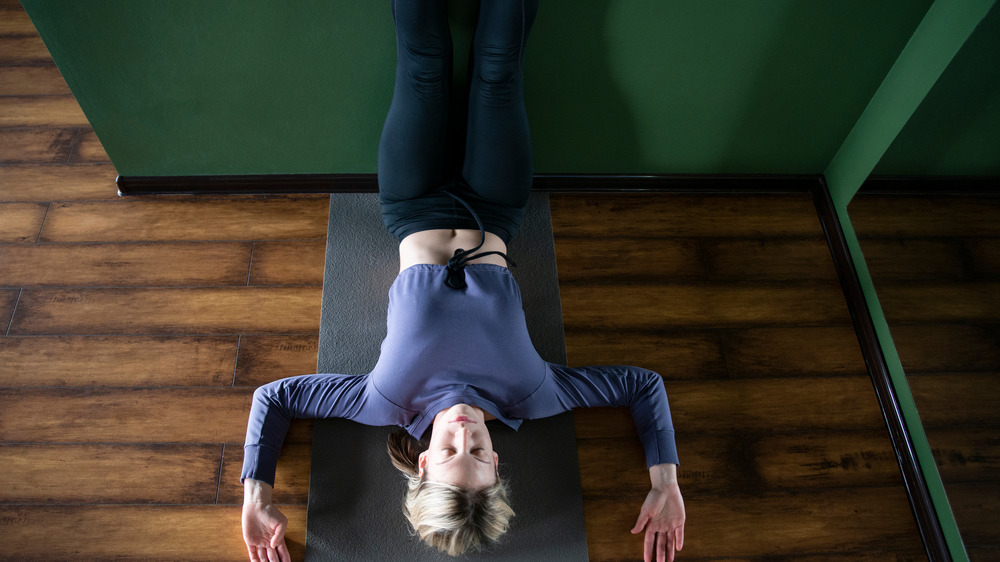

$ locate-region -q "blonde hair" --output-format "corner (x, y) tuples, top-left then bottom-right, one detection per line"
(387, 430), (514, 556)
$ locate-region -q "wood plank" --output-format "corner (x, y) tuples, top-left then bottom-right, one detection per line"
(560, 282), (851, 329)
(908, 373), (1000, 426)
(8, 286), (322, 335)
(579, 429), (907, 496)
(0, 66), (71, 95)
(0, 242), (253, 287)
(573, 376), (886, 439)
(890, 324), (1000, 374)
(0, 388), (314, 444)
(700, 237), (838, 281)
(720, 327), (867, 377)
(754, 431), (904, 489)
(947, 482), (1000, 547)
(877, 283), (1000, 323)
(38, 198), (329, 243)
(554, 236), (704, 282)
(248, 240), (327, 286)
(925, 427), (1000, 484)
(550, 194), (823, 238)
(0, 201), (47, 242)
(849, 195), (1000, 237)
(0, 163), (118, 201)
(564, 329), (727, 381)
(0, 36), (52, 64)
(0, 288), (18, 329)
(0, 128), (75, 163)
(0, 96), (88, 127)
(0, 444), (222, 503)
(0, 5), (36, 34)
(234, 335), (319, 386)
(68, 127), (109, 163)
(583, 487), (922, 559)
(0, 388), (252, 443)
(218, 443), (311, 505)
(858, 237), (968, 281)
(0, 336), (238, 386)
(967, 237), (1000, 278)
(1, 505), (307, 561)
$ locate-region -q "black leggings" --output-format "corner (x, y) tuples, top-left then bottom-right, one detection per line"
(378, 0), (538, 244)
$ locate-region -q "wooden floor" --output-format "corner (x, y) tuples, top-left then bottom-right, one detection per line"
(0, 2), (934, 559)
(851, 194), (1000, 560)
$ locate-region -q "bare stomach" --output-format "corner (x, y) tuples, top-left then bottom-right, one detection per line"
(398, 229), (508, 272)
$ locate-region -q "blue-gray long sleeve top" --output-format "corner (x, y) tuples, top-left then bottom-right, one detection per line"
(242, 264), (677, 486)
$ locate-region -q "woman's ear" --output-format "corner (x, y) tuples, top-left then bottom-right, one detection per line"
(418, 451), (428, 477)
(493, 452), (499, 470)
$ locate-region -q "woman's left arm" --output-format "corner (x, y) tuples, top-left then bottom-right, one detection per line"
(631, 463), (685, 562)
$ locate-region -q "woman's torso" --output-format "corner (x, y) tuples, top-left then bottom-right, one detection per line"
(369, 263), (547, 430)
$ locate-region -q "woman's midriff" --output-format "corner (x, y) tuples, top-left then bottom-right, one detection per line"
(398, 229), (509, 272)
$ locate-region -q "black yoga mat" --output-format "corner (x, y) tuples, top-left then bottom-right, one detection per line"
(305, 193), (589, 561)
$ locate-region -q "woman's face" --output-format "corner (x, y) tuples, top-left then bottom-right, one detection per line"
(419, 404), (499, 490)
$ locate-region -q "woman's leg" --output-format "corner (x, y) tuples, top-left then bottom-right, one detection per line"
(378, 0), (453, 203)
(461, 0), (539, 210)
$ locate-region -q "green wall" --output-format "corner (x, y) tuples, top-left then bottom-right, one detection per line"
(22, 1), (396, 176)
(22, 0), (948, 177)
(874, 1), (1000, 176)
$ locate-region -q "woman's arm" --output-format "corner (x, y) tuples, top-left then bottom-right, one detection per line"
(511, 364), (683, 561)
(242, 478), (291, 562)
(514, 364), (679, 467)
(242, 373), (372, 486)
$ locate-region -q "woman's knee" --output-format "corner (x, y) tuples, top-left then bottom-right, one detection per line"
(400, 39), (451, 99)
(471, 43), (522, 105)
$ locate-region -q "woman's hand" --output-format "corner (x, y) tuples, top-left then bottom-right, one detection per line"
(242, 479), (291, 562)
(630, 464), (685, 562)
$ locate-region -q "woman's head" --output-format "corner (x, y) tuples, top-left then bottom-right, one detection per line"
(386, 404), (514, 556)
(420, 404), (499, 488)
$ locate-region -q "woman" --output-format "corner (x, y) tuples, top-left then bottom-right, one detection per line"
(241, 1), (686, 561)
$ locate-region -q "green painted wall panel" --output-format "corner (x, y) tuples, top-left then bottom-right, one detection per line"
(874, 1), (1000, 176)
(21, 1), (396, 176)
(24, 0), (935, 177)
(529, 0), (932, 174)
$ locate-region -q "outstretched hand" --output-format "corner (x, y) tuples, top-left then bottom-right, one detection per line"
(630, 482), (685, 562)
(242, 501), (290, 562)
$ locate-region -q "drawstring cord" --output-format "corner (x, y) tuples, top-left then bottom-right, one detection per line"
(444, 191), (516, 290)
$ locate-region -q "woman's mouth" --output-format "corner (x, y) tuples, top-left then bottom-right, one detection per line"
(451, 416), (476, 423)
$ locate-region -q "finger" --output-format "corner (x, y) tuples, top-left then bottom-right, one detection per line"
(256, 546), (267, 562)
(643, 528), (655, 562)
(657, 530), (668, 562)
(676, 524), (685, 551)
(631, 512), (649, 535)
(247, 544), (259, 562)
(271, 526), (286, 549)
(266, 546), (279, 562)
(277, 542), (292, 562)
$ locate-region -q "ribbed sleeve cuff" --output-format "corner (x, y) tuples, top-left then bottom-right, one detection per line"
(643, 430), (679, 469)
(240, 444), (277, 486)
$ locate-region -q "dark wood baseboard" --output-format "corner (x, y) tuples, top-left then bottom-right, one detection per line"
(116, 172), (822, 196)
(811, 178), (950, 562)
(860, 175), (1000, 195)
